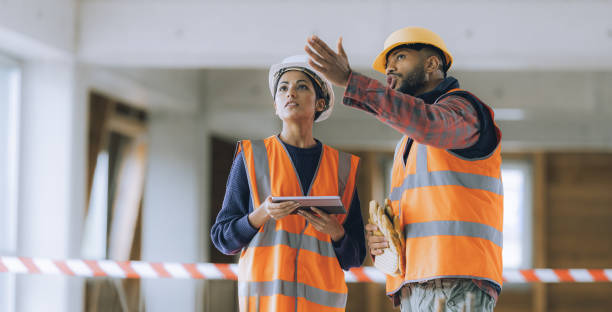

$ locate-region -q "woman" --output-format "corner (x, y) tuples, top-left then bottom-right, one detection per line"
(211, 54), (366, 312)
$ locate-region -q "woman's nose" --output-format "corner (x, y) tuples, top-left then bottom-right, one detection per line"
(286, 86), (296, 97)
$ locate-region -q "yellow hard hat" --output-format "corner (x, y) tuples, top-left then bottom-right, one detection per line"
(372, 27), (453, 74)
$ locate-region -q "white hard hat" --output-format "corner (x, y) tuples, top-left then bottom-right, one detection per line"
(268, 54), (335, 122)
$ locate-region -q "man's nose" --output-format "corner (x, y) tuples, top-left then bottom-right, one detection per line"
(385, 63), (395, 75)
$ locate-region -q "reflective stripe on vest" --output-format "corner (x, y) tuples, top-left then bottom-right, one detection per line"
(239, 280), (347, 309)
(404, 220), (503, 248)
(250, 140), (272, 205)
(248, 219), (336, 258)
(389, 144), (503, 201)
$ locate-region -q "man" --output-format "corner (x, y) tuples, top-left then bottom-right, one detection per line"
(305, 27), (503, 311)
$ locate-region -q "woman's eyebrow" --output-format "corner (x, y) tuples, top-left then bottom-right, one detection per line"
(279, 79), (308, 84)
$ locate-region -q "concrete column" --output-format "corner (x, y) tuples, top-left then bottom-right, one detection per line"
(15, 60), (85, 312)
(142, 111), (208, 312)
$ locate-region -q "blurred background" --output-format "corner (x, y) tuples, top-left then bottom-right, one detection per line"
(1, 0), (612, 311)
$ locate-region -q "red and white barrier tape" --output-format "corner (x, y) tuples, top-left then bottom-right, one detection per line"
(1, 256), (611, 283)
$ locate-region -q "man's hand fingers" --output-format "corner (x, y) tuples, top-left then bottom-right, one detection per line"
(308, 39), (335, 61)
(371, 248), (384, 256)
(304, 46), (327, 70)
(309, 35), (337, 59)
(369, 241), (389, 249)
(305, 37), (328, 58)
(365, 224), (379, 232)
(305, 45), (331, 67)
(337, 37), (348, 59)
(304, 44), (320, 60)
(368, 235), (387, 242)
(368, 239), (388, 249)
(307, 59), (327, 74)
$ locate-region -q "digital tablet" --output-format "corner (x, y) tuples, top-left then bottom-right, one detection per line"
(270, 195), (346, 214)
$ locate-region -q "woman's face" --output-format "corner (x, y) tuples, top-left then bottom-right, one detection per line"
(274, 70), (325, 123)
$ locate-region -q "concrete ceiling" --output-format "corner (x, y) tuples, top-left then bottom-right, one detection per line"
(2, 0), (612, 149)
(77, 0), (612, 70)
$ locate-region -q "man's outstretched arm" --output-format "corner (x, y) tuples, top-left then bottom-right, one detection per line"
(305, 35), (480, 150)
(343, 72), (480, 150)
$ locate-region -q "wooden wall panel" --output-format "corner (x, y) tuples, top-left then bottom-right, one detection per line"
(548, 284), (612, 312)
(209, 136), (239, 264)
(533, 152), (549, 312)
(545, 152), (612, 312)
(495, 289), (533, 312)
(205, 136), (239, 312)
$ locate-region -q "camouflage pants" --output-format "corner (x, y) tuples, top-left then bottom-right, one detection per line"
(400, 279), (496, 312)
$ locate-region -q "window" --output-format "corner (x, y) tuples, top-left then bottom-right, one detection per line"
(0, 54), (21, 312)
(501, 159), (532, 269)
(82, 92), (149, 311)
(82, 151), (110, 259)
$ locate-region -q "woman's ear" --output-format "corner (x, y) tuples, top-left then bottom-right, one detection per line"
(315, 98), (326, 112)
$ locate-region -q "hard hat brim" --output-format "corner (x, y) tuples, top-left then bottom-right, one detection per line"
(372, 42), (453, 75)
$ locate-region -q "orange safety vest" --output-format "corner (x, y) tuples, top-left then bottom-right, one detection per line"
(385, 89), (504, 296)
(237, 136), (360, 312)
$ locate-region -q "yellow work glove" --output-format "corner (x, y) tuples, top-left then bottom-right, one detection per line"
(368, 199), (405, 276)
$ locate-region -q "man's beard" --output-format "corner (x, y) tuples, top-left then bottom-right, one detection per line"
(397, 65), (426, 96)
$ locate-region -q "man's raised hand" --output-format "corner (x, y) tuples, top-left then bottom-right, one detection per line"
(305, 35), (351, 88)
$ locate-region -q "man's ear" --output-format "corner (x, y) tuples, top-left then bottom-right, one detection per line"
(424, 55), (440, 74)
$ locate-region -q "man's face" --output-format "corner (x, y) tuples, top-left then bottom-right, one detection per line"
(385, 47), (426, 96)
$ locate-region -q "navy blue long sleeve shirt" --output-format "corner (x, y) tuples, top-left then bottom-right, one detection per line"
(210, 139), (366, 270)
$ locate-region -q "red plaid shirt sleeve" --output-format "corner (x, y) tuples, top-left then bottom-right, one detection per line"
(342, 72), (480, 150)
